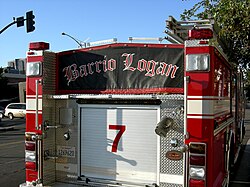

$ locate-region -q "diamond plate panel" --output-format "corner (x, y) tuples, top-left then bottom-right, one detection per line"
(43, 51), (56, 95)
(158, 95), (184, 176)
(185, 40), (209, 47)
(160, 183), (183, 187)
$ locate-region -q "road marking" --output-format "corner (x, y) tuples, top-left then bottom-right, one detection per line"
(0, 126), (15, 131)
(247, 138), (250, 145)
(0, 140), (24, 147)
(230, 181), (250, 184)
(0, 158), (24, 166)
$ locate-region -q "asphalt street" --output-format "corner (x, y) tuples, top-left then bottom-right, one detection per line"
(0, 118), (25, 187)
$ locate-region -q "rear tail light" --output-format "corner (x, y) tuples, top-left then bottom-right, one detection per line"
(188, 29), (213, 39)
(25, 142), (36, 151)
(26, 161), (37, 170)
(25, 133), (37, 171)
(190, 155), (205, 166)
(189, 143), (206, 154)
(189, 143), (206, 186)
(189, 179), (205, 187)
(29, 42), (49, 50)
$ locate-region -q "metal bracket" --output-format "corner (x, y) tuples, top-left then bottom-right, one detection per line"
(184, 132), (189, 140)
(31, 134), (43, 141)
(43, 120), (62, 131)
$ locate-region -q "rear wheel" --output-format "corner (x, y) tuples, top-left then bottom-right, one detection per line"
(8, 113), (14, 120)
(229, 138), (235, 174)
(226, 136), (235, 187)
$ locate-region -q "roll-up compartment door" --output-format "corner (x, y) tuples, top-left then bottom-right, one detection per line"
(80, 105), (159, 185)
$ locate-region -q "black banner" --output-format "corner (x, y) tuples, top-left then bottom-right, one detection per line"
(57, 45), (184, 94)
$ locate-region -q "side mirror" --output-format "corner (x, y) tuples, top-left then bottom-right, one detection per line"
(155, 117), (174, 137)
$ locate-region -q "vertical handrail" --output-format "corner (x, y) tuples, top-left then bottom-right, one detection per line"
(184, 76), (189, 140)
(35, 79), (39, 130)
(35, 79), (42, 183)
(184, 75), (189, 187)
(37, 138), (42, 182)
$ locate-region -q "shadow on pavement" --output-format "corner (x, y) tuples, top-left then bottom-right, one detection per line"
(229, 107), (250, 186)
(0, 118), (25, 131)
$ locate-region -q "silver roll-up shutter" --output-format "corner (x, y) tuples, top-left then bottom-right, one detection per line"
(80, 105), (159, 185)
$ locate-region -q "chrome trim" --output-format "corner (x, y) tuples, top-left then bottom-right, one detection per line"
(214, 117), (234, 136)
(49, 94), (160, 100)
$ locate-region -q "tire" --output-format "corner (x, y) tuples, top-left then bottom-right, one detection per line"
(229, 138), (235, 176)
(8, 113), (14, 120)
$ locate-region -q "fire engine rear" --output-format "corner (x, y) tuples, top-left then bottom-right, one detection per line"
(20, 17), (245, 187)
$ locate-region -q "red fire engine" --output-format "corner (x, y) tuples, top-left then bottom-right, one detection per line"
(21, 17), (245, 187)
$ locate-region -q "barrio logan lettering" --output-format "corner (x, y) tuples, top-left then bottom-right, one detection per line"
(63, 53), (179, 86)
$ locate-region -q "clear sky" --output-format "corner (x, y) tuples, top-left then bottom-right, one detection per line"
(0, 0), (199, 68)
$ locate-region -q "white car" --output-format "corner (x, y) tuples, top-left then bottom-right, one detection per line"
(0, 106), (4, 119)
(4, 103), (26, 120)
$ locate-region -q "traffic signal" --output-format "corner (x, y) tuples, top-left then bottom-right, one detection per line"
(26, 11), (35, 33)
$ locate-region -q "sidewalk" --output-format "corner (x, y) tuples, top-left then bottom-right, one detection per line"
(230, 108), (250, 186)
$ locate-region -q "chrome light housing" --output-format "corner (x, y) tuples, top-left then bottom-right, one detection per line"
(186, 54), (210, 71)
(25, 151), (36, 162)
(26, 61), (42, 76)
(190, 166), (205, 179)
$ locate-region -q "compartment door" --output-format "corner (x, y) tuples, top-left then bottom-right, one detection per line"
(80, 105), (159, 185)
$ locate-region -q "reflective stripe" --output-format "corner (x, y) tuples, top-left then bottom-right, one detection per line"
(187, 96), (229, 100)
(26, 50), (43, 57)
(27, 95), (42, 99)
(187, 115), (215, 119)
(26, 110), (42, 114)
(187, 100), (214, 115)
(26, 98), (42, 111)
(187, 99), (230, 116)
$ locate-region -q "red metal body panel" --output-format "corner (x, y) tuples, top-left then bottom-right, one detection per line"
(185, 44), (234, 187)
(186, 72), (211, 96)
(185, 46), (214, 96)
(186, 118), (213, 141)
(26, 113), (43, 133)
(212, 131), (227, 186)
(26, 77), (43, 95)
(26, 55), (44, 183)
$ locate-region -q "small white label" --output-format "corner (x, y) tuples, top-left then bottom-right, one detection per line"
(57, 146), (75, 158)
